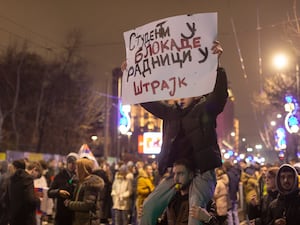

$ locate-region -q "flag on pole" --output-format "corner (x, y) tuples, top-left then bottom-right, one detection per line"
(78, 144), (99, 168)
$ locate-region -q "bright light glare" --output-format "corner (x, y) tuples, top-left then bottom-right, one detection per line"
(255, 144), (263, 150)
(273, 54), (288, 70)
(247, 148), (253, 152)
(91, 135), (98, 141)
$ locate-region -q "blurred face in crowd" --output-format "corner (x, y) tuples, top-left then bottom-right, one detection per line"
(30, 167), (41, 179)
(279, 171), (295, 193)
(173, 164), (193, 191)
(67, 161), (77, 173)
(239, 161), (247, 170)
(151, 161), (158, 170)
(175, 97), (194, 109)
(48, 159), (57, 169)
(27, 162), (42, 179)
(265, 171), (276, 191)
(145, 165), (153, 177)
(260, 166), (268, 179)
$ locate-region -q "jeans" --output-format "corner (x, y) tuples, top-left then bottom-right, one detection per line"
(227, 201), (240, 225)
(140, 169), (216, 225)
(114, 209), (128, 225)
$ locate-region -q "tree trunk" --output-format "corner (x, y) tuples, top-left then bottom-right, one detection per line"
(11, 56), (24, 150)
(32, 79), (45, 151)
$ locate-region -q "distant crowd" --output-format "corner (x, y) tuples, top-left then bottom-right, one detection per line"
(0, 154), (300, 225)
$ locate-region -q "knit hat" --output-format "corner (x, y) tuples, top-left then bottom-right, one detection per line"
(12, 159), (26, 170)
(66, 152), (79, 163)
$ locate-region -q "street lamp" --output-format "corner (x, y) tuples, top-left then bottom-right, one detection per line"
(272, 52), (300, 98)
(273, 53), (289, 71)
(272, 52), (300, 162)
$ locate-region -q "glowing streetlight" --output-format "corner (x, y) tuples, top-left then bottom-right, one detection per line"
(91, 135), (98, 141)
(273, 53), (288, 70)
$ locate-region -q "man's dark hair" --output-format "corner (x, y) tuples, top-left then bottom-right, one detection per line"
(173, 159), (194, 172)
(12, 159), (26, 170)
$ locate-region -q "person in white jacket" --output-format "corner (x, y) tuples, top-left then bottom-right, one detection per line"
(111, 165), (133, 225)
(213, 167), (229, 225)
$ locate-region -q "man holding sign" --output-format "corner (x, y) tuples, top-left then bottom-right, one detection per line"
(122, 13), (228, 225)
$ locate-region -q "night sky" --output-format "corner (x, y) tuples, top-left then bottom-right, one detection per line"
(0, 0), (298, 146)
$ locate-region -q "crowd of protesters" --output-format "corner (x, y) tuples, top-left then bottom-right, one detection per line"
(0, 154), (300, 225)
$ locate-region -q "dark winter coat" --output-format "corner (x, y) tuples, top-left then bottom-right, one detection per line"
(67, 174), (104, 225)
(165, 192), (189, 225)
(266, 164), (300, 225)
(0, 172), (10, 225)
(141, 67), (228, 175)
(48, 168), (77, 225)
(226, 166), (241, 202)
(9, 169), (40, 225)
(92, 169), (113, 222)
(158, 193), (218, 225)
(251, 190), (278, 225)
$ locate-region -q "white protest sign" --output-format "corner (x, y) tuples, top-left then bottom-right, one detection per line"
(122, 13), (218, 104)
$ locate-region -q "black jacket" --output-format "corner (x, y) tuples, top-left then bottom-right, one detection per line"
(92, 169), (113, 221)
(158, 193), (218, 225)
(227, 166), (241, 203)
(266, 164), (300, 225)
(48, 168), (77, 225)
(250, 190), (278, 225)
(141, 67), (228, 175)
(9, 169), (40, 225)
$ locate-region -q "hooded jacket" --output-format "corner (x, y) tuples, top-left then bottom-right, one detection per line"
(136, 168), (155, 212)
(141, 67), (228, 175)
(266, 164), (300, 225)
(67, 158), (105, 225)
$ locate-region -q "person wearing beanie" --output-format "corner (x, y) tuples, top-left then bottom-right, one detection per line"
(265, 164), (300, 225)
(8, 158), (40, 225)
(48, 152), (79, 225)
(64, 158), (104, 225)
(67, 153), (79, 164)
